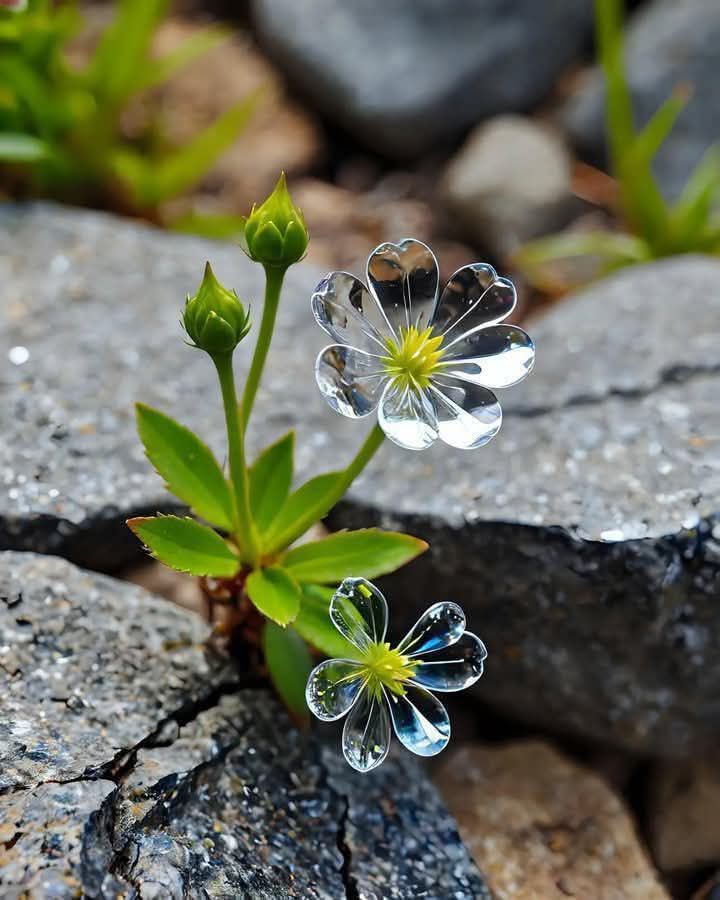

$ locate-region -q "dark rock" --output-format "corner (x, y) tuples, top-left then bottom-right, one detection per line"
(250, 0), (594, 159)
(3, 204), (720, 755)
(0, 551), (488, 898)
(563, 0), (720, 200)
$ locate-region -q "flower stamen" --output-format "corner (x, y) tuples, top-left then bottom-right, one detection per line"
(359, 641), (419, 699)
(381, 325), (444, 392)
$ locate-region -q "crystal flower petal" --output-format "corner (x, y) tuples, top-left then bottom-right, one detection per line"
(342, 687), (391, 772)
(429, 379), (503, 450)
(330, 577), (388, 651)
(397, 601), (466, 657)
(311, 271), (390, 353)
(440, 325), (535, 389)
(315, 345), (387, 418)
(378, 381), (438, 450)
(433, 264), (516, 339)
(366, 239), (439, 336)
(411, 632), (487, 692)
(385, 684), (451, 757)
(305, 658), (366, 721)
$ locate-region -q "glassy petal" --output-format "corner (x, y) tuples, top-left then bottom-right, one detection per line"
(386, 684), (450, 757)
(433, 265), (516, 341)
(378, 381), (438, 450)
(367, 239), (439, 336)
(398, 601), (466, 657)
(429, 379), (502, 449)
(316, 345), (387, 418)
(330, 577), (388, 651)
(342, 688), (391, 772)
(412, 632), (487, 692)
(311, 271), (390, 352)
(441, 325), (535, 389)
(306, 658), (366, 721)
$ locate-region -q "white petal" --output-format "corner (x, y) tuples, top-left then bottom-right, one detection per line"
(330, 577), (388, 652)
(386, 684), (450, 757)
(306, 658), (366, 721)
(433, 264), (516, 341)
(412, 633), (487, 692)
(397, 602), (466, 657)
(429, 380), (502, 449)
(315, 344), (387, 418)
(342, 688), (391, 772)
(366, 239), (439, 336)
(378, 381), (438, 450)
(311, 271), (390, 352)
(441, 325), (535, 389)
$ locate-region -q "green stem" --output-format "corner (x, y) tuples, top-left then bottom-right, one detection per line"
(240, 265), (286, 429)
(213, 352), (258, 565)
(270, 424), (385, 552)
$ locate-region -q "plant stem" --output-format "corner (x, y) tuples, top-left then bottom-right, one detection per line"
(240, 265), (286, 429)
(213, 352), (258, 565)
(270, 424), (385, 551)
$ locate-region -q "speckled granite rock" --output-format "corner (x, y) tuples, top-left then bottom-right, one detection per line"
(564, 0), (720, 200)
(0, 552), (488, 898)
(3, 204), (720, 754)
(251, 0), (594, 159)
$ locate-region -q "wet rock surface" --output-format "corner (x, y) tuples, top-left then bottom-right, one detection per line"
(0, 551), (488, 898)
(436, 740), (669, 900)
(564, 0), (720, 200)
(251, 0), (594, 158)
(3, 205), (720, 754)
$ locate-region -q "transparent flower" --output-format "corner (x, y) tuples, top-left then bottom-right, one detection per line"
(312, 238), (535, 450)
(306, 577), (487, 773)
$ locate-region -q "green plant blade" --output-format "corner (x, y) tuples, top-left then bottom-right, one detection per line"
(249, 431), (294, 535)
(294, 584), (360, 659)
(262, 621), (313, 717)
(282, 529), (428, 584)
(669, 146), (720, 248)
(136, 24), (230, 93)
(127, 515), (240, 577)
(0, 132), (48, 161)
(130, 91), (260, 206)
(246, 566), (301, 626)
(136, 403), (234, 531)
(263, 471), (344, 553)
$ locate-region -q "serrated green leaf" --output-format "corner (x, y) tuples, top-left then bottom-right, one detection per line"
(128, 515), (239, 577)
(246, 566), (301, 626)
(263, 471), (344, 553)
(136, 403), (234, 531)
(294, 584), (360, 660)
(283, 529), (427, 584)
(249, 431), (294, 535)
(262, 621), (312, 717)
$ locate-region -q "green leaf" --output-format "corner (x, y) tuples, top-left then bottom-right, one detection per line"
(135, 24), (230, 93)
(246, 566), (301, 626)
(294, 584), (360, 659)
(283, 529), (427, 584)
(262, 621), (313, 717)
(263, 471), (344, 553)
(249, 431), (294, 535)
(136, 403), (234, 531)
(0, 132), (48, 161)
(129, 92), (260, 205)
(128, 515), (240, 577)
(670, 146), (720, 247)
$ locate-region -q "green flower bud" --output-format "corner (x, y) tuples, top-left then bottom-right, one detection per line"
(183, 262), (251, 356)
(240, 172), (309, 268)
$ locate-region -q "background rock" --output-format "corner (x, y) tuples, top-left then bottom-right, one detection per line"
(0, 551), (488, 898)
(435, 740), (669, 900)
(251, 0), (594, 159)
(3, 205), (720, 755)
(441, 115), (579, 259)
(563, 0), (720, 200)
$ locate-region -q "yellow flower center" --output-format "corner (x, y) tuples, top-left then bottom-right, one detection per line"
(382, 325), (445, 392)
(360, 641), (419, 699)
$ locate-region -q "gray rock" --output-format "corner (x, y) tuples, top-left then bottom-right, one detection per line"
(3, 204), (720, 755)
(441, 115), (579, 258)
(0, 551), (488, 898)
(563, 0), (720, 200)
(251, 0), (594, 159)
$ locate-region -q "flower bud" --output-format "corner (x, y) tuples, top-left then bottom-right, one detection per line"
(240, 172), (309, 268)
(183, 262), (251, 356)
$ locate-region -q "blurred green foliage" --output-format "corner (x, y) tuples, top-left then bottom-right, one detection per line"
(516, 0), (720, 292)
(0, 0), (258, 218)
